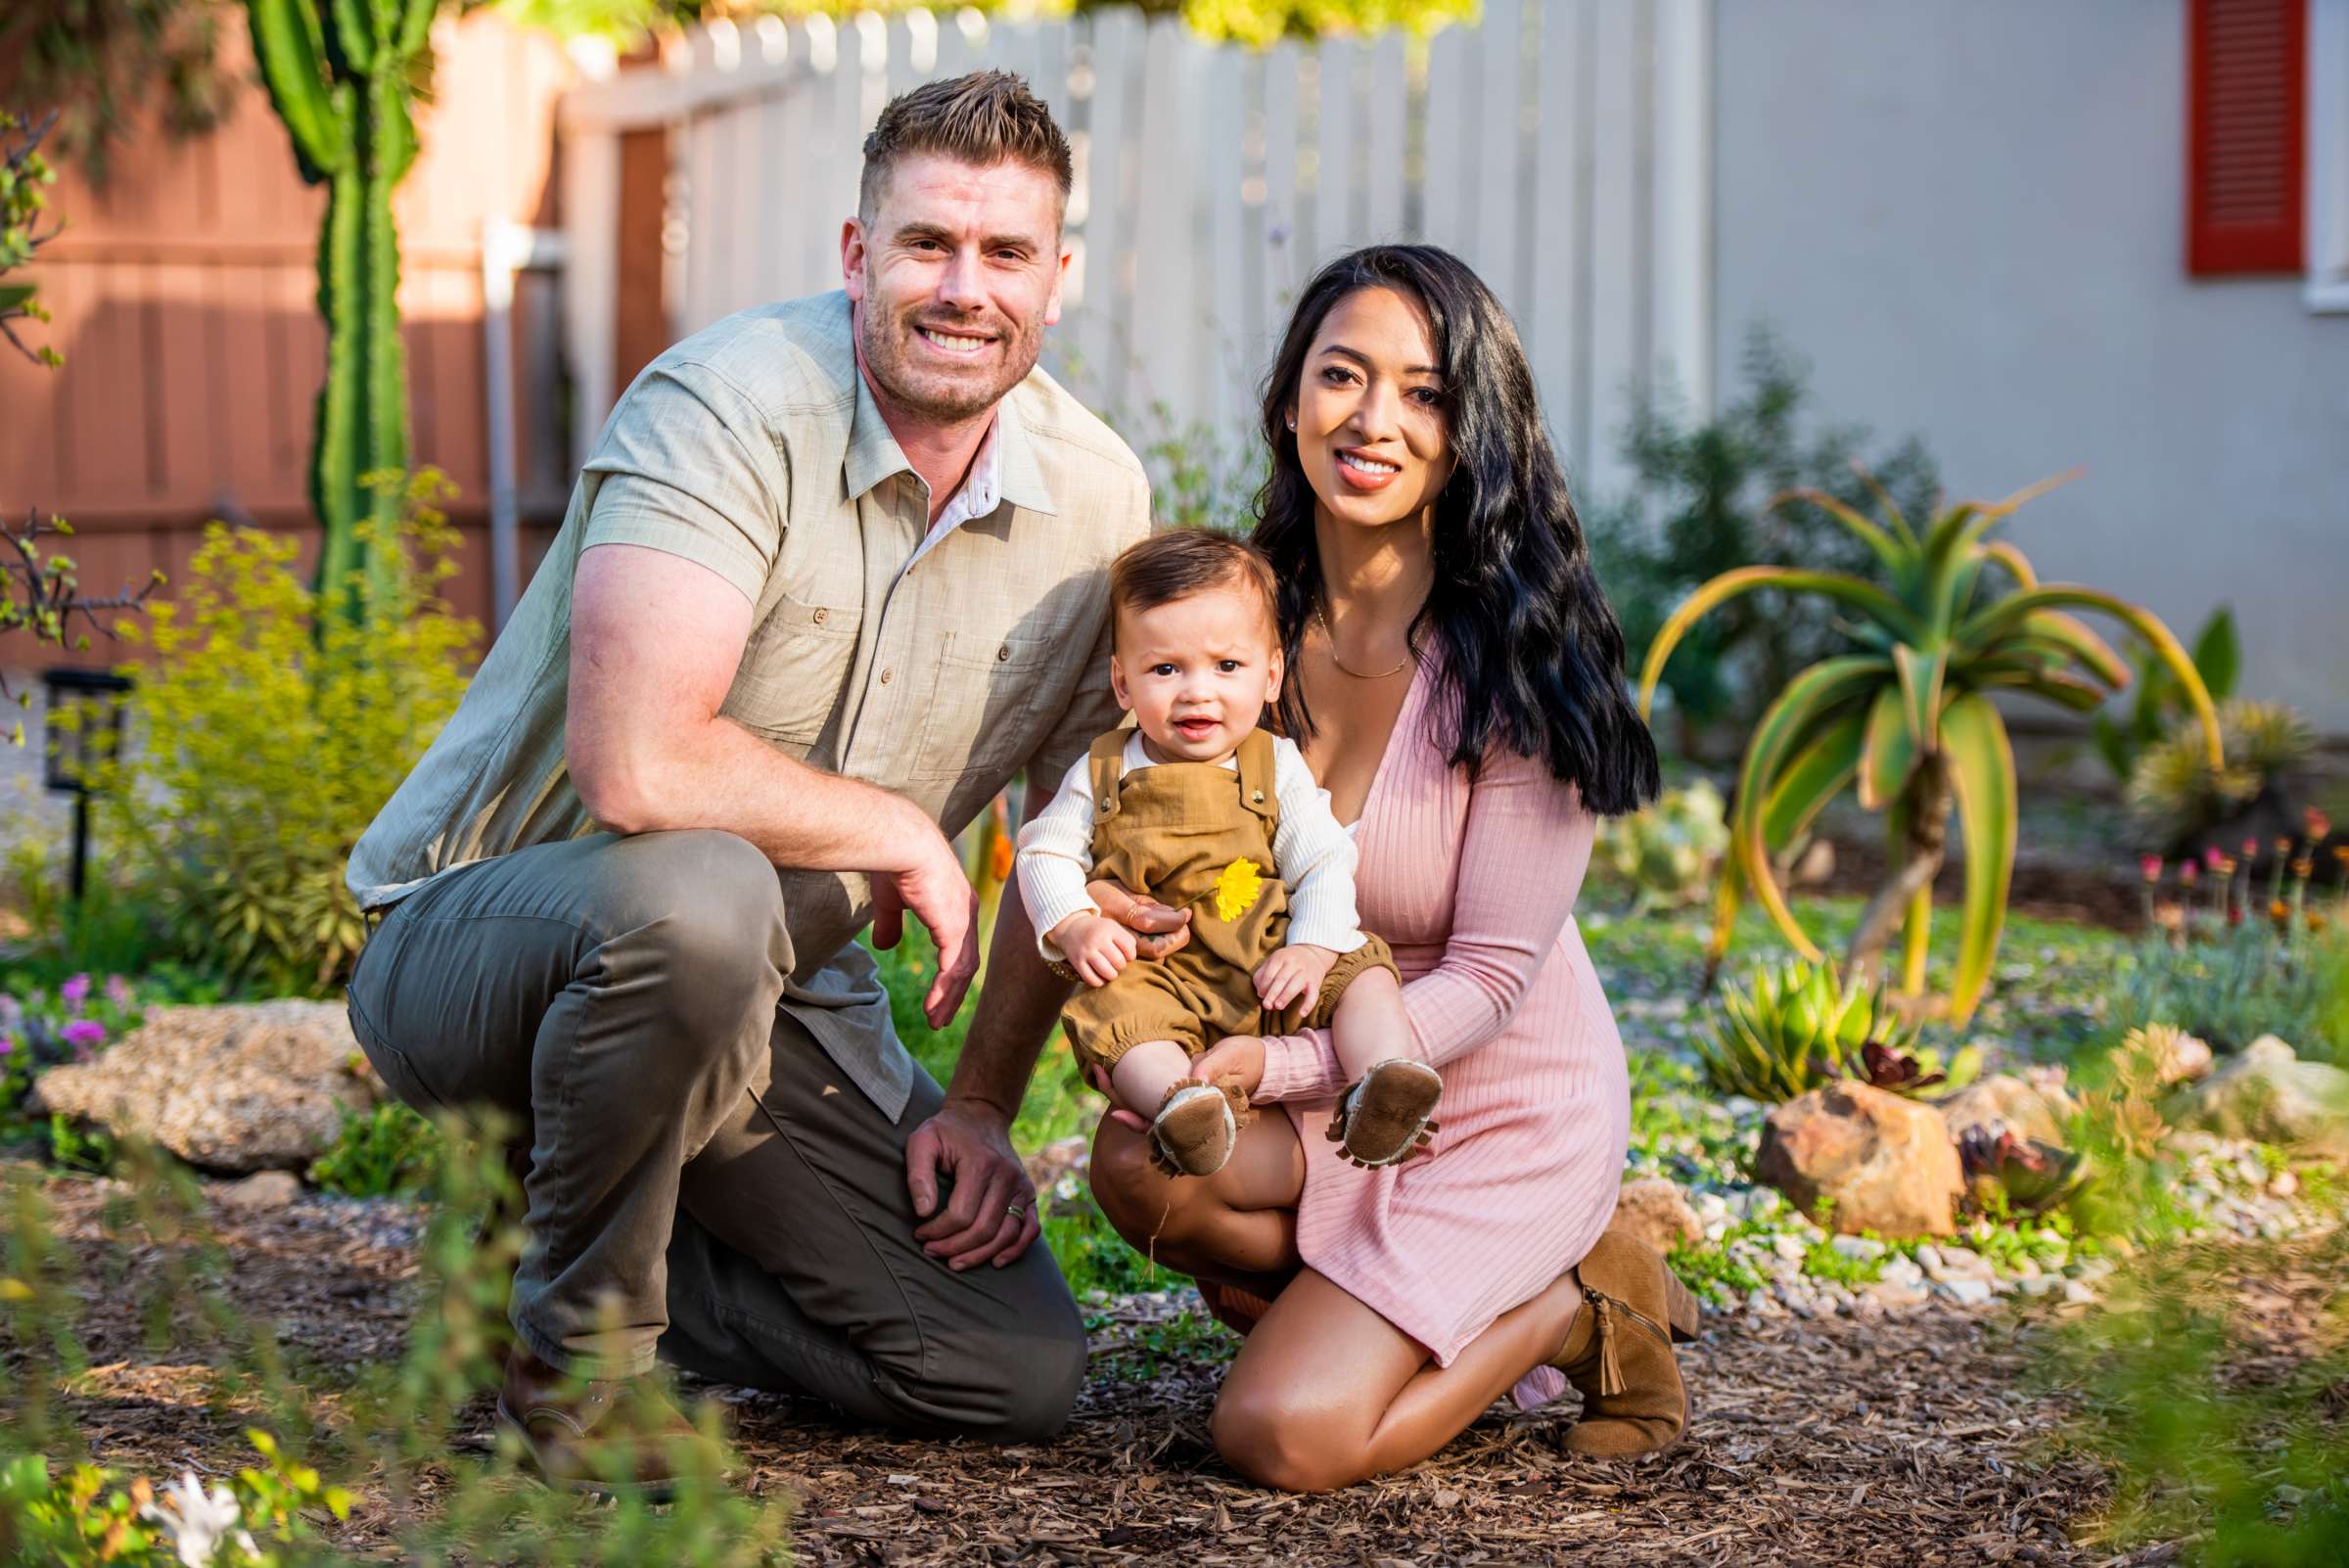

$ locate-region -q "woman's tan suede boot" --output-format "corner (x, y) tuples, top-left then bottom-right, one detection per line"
(1549, 1228), (1700, 1457)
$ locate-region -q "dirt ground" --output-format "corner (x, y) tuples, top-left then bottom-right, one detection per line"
(13, 1172), (2165, 1567)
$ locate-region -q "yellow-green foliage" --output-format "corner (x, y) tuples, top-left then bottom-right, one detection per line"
(102, 471), (476, 994)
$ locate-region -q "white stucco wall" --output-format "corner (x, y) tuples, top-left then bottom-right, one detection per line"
(1710, 0), (2349, 733)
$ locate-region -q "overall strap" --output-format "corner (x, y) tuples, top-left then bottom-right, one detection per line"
(1086, 728), (1131, 827)
(1235, 728), (1281, 833)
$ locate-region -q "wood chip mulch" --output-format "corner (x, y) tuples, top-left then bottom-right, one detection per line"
(14, 1171), (2155, 1567)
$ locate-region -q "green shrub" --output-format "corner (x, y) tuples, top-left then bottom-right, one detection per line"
(98, 471), (476, 996)
(1595, 778), (1730, 914)
(306, 1102), (444, 1200)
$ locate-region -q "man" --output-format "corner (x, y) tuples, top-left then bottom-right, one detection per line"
(345, 71), (1174, 1488)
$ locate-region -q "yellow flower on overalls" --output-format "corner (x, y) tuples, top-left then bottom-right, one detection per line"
(1212, 857), (1265, 923)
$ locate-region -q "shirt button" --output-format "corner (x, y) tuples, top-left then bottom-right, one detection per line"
(879, 668), (894, 684)
(996, 645), (1010, 662)
(812, 608), (828, 625)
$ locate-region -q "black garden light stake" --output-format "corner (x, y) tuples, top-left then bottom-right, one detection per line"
(40, 667), (132, 902)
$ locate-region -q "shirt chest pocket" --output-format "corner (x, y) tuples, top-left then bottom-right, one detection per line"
(721, 594), (863, 746)
(910, 627), (1067, 783)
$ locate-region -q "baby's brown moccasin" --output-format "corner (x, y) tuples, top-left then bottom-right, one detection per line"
(1324, 1058), (1442, 1169)
(1147, 1076), (1255, 1178)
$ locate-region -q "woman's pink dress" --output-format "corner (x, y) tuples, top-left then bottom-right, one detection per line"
(1255, 657), (1630, 1368)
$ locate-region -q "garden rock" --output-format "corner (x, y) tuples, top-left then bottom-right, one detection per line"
(1608, 1176), (1703, 1257)
(215, 1171), (302, 1212)
(2179, 1036), (2349, 1161)
(29, 1001), (378, 1173)
(1936, 1075), (2075, 1149)
(1755, 1081), (1964, 1238)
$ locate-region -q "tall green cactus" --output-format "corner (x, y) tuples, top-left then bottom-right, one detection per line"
(245, 0), (438, 621)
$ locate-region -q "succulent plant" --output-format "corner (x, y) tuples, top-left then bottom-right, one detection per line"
(1694, 958), (1917, 1103)
(2127, 699), (2316, 853)
(1958, 1125), (2086, 1214)
(1639, 469), (2224, 1023)
(1857, 1037), (1983, 1097)
(1599, 779), (1730, 912)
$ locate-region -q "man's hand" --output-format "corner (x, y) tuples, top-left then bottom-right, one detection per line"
(1085, 878), (1192, 960)
(1255, 945), (1337, 1014)
(905, 1098), (1039, 1269)
(1048, 912), (1137, 987)
(871, 815), (981, 1029)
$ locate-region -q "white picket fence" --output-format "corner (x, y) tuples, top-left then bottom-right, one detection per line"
(558, 0), (1711, 499)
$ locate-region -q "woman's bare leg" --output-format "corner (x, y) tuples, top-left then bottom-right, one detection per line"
(1088, 1110), (1306, 1296)
(1210, 1268), (1584, 1494)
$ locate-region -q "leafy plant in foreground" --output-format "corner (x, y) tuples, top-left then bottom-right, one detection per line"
(1639, 470), (2225, 1022)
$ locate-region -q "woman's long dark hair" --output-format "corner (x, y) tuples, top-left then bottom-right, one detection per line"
(1251, 244), (1661, 815)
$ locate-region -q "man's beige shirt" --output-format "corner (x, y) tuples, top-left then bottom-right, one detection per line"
(346, 291), (1151, 1120)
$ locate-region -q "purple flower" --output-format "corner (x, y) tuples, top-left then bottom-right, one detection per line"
(0, 1036), (13, 1058)
(60, 974), (91, 1010)
(62, 1019), (106, 1052)
(105, 975), (133, 1010)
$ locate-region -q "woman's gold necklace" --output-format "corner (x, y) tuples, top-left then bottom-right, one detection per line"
(1313, 601), (1411, 679)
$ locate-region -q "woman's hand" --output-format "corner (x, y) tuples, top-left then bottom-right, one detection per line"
(1190, 1035), (1267, 1101)
(1086, 878), (1193, 960)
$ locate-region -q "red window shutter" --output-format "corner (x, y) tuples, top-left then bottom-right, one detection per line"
(2188, 0), (2307, 274)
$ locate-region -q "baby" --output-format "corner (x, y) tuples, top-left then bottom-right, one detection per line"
(1015, 530), (1442, 1178)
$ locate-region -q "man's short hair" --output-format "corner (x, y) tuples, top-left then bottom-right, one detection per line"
(858, 70), (1075, 224)
(1109, 530), (1279, 648)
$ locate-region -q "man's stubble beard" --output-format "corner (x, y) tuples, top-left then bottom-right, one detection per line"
(855, 274), (1048, 425)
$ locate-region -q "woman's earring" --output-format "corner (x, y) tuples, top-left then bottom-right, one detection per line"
(1285, 414), (1297, 432)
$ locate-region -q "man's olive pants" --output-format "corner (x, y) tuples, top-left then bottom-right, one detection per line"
(344, 828), (1087, 1441)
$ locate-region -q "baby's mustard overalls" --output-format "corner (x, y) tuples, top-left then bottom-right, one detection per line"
(1059, 726), (1398, 1075)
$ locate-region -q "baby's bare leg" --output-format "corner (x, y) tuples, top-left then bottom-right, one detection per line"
(1330, 967), (1412, 1083)
(1109, 1039), (1194, 1119)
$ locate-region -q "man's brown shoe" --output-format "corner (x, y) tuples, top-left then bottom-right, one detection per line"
(1548, 1228), (1701, 1457)
(495, 1345), (730, 1499)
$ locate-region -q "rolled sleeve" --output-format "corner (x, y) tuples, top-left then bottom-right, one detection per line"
(580, 362), (789, 604)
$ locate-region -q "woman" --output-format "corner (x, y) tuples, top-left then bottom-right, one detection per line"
(1085, 246), (1694, 1493)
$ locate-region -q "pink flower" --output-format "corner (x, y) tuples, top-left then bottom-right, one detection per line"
(2310, 807), (2334, 842)
(105, 975), (132, 1010)
(2181, 861), (2201, 886)
(61, 1019), (105, 1052)
(60, 974), (90, 1010)
(0, 1036), (13, 1058)
(2140, 855), (2163, 883)
(2242, 837), (2261, 860)
(2203, 846), (2226, 871)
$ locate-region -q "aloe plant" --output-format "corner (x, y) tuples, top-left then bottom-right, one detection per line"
(245, 0), (437, 620)
(1695, 958), (1918, 1103)
(1641, 470), (2226, 1023)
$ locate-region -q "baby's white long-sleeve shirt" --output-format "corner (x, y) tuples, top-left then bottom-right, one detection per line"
(1014, 731), (1368, 963)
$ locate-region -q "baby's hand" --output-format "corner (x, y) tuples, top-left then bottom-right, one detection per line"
(1255, 944), (1338, 1013)
(1050, 913), (1138, 987)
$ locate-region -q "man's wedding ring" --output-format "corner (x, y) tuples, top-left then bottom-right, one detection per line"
(1007, 1199), (1030, 1221)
